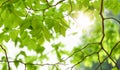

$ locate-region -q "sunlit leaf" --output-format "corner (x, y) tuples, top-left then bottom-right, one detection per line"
(2, 63), (7, 70)
(14, 60), (19, 68)
(35, 45), (45, 53)
(25, 56), (37, 63)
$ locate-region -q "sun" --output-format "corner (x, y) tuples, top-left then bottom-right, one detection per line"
(70, 11), (94, 30)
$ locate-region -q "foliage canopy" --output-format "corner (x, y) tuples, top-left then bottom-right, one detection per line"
(0, 0), (120, 70)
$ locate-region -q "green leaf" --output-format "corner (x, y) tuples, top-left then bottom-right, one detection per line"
(45, 17), (54, 29)
(25, 56), (37, 63)
(56, 51), (62, 61)
(112, 67), (118, 70)
(84, 59), (92, 67)
(60, 18), (69, 28)
(39, 4), (48, 10)
(10, 30), (19, 41)
(54, 23), (60, 33)
(20, 19), (31, 31)
(43, 27), (52, 41)
(39, 54), (49, 62)
(4, 35), (10, 42)
(16, 51), (27, 60)
(59, 3), (69, 12)
(14, 61), (19, 68)
(20, 31), (27, 39)
(35, 45), (45, 53)
(23, 38), (37, 50)
(27, 65), (37, 70)
(2, 63), (7, 70)
(60, 27), (66, 36)
(31, 16), (43, 29)
(19, 51), (27, 57)
(45, 8), (56, 16)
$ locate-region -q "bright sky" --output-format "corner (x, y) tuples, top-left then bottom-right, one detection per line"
(0, 11), (94, 70)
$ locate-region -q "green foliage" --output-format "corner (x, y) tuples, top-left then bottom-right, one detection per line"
(104, 0), (120, 15)
(52, 42), (65, 62)
(0, 0), (120, 70)
(26, 65), (38, 70)
(2, 63), (7, 70)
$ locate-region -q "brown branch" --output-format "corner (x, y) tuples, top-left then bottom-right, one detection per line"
(53, 0), (65, 6)
(99, 0), (105, 44)
(110, 41), (120, 56)
(25, 64), (26, 70)
(66, 52), (98, 70)
(100, 43), (119, 69)
(95, 56), (108, 70)
(104, 17), (120, 24)
(99, 0), (119, 69)
(31, 0), (65, 11)
(0, 60), (67, 66)
(45, 0), (51, 7)
(97, 43), (119, 70)
(0, 45), (10, 70)
(97, 49), (102, 70)
(95, 52), (119, 70)
(25, 62), (67, 66)
(0, 60), (67, 70)
(63, 42), (99, 61)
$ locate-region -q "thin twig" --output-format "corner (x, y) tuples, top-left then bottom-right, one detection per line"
(0, 45), (10, 70)
(104, 17), (120, 24)
(53, 0), (65, 6)
(110, 41), (120, 56)
(0, 60), (67, 66)
(64, 42), (99, 61)
(45, 0), (51, 7)
(101, 44), (119, 69)
(99, 0), (119, 69)
(66, 52), (97, 70)
(95, 56), (108, 70)
(25, 64), (26, 70)
(97, 49), (102, 70)
(99, 0), (105, 44)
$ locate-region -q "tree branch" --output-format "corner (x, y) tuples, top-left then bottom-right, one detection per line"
(45, 0), (51, 7)
(110, 41), (120, 56)
(66, 52), (98, 70)
(99, 0), (105, 44)
(0, 60), (67, 70)
(97, 49), (102, 70)
(95, 56), (108, 70)
(104, 17), (120, 24)
(99, 0), (119, 69)
(53, 0), (65, 6)
(0, 45), (10, 70)
(63, 42), (99, 61)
